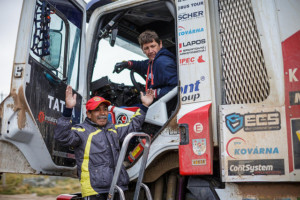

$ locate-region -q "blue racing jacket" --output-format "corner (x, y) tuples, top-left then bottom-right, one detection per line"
(131, 48), (177, 99)
(54, 107), (147, 197)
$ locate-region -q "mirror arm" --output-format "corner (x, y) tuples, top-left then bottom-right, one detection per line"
(109, 28), (118, 47)
(98, 10), (127, 39)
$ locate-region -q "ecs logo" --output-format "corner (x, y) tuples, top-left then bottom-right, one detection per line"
(225, 113), (244, 134)
(225, 111), (281, 134)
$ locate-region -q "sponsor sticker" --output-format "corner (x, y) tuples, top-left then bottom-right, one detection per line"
(192, 159), (206, 166)
(180, 77), (206, 102)
(53, 150), (75, 159)
(178, 11), (204, 21)
(194, 123), (203, 133)
(178, 4), (189, 11)
(228, 159), (285, 176)
(225, 112), (281, 134)
(179, 40), (206, 56)
(180, 76), (205, 102)
(226, 137), (280, 159)
(116, 113), (129, 124)
(178, 1), (204, 11)
(192, 139), (206, 155)
(38, 111), (57, 125)
(180, 55), (205, 65)
(289, 91), (300, 105)
(291, 119), (300, 169)
(38, 111), (45, 123)
(178, 26), (204, 37)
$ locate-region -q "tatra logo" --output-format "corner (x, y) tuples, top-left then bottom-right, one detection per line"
(116, 113), (128, 124)
(178, 26), (204, 36)
(225, 111), (281, 134)
(180, 55), (205, 65)
(48, 95), (65, 113)
(178, 11), (204, 21)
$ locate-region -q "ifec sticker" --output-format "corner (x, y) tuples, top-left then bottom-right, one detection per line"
(192, 139), (206, 155)
(192, 159), (206, 166)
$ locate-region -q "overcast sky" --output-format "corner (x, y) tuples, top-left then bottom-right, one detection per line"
(0, 0), (23, 97)
(0, 0), (95, 100)
(0, 0), (143, 101)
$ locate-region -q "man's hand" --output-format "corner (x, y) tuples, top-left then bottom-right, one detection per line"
(113, 61), (131, 73)
(140, 89), (154, 107)
(65, 85), (77, 109)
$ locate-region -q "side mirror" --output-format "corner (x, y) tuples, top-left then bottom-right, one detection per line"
(109, 28), (118, 47)
(31, 0), (51, 57)
(43, 30), (62, 69)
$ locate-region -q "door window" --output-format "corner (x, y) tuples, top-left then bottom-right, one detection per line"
(30, 0), (82, 90)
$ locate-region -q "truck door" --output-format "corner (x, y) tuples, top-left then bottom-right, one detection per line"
(0, 0), (86, 176)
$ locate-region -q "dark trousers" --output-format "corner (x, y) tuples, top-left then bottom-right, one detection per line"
(85, 193), (120, 200)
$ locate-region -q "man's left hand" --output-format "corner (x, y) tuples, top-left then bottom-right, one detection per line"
(141, 89), (154, 107)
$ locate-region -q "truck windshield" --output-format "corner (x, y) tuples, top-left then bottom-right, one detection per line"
(92, 37), (146, 85)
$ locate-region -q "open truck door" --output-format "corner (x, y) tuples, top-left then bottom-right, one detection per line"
(0, 0), (86, 176)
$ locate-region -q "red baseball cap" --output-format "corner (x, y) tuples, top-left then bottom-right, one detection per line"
(86, 96), (111, 111)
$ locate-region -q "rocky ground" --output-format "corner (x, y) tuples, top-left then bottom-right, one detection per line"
(0, 194), (57, 200)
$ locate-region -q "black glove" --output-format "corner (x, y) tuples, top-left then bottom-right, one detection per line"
(113, 61), (130, 74)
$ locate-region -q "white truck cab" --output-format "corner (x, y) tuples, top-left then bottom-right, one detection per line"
(1, 0), (300, 199)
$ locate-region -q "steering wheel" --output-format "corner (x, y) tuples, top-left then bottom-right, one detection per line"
(130, 69), (146, 93)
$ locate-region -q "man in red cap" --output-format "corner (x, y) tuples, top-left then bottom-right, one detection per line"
(55, 85), (154, 200)
(113, 30), (177, 99)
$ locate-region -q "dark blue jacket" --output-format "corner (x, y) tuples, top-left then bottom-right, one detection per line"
(131, 48), (177, 99)
(54, 107), (147, 197)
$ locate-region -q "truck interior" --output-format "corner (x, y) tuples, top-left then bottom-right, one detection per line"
(86, 0), (178, 140)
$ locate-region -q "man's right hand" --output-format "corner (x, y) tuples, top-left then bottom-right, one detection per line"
(65, 85), (77, 109)
(113, 61), (131, 73)
(140, 89), (154, 107)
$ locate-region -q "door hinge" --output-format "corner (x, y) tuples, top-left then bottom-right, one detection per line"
(14, 66), (23, 78)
